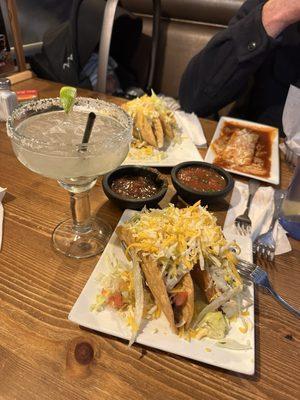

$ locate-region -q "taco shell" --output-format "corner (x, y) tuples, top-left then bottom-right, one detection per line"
(172, 273), (194, 329)
(160, 116), (174, 139)
(191, 263), (217, 303)
(116, 225), (177, 333)
(152, 117), (164, 148)
(137, 112), (157, 147)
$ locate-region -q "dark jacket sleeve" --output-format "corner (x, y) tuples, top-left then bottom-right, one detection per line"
(179, 0), (275, 116)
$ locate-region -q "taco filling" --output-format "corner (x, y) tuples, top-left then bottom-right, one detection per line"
(92, 203), (251, 345)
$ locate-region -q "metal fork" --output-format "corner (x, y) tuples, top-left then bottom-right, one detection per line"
(237, 259), (300, 317)
(253, 190), (286, 261)
(234, 179), (260, 235)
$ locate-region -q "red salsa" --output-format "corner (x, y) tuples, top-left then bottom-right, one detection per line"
(177, 166), (226, 192)
(111, 175), (160, 199)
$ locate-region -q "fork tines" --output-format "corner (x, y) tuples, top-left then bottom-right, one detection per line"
(236, 259), (256, 277)
(237, 260), (266, 285)
(237, 259), (300, 316)
(235, 222), (251, 236)
(237, 259), (255, 271)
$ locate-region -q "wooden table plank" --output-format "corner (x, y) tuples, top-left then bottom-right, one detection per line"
(0, 78), (299, 400)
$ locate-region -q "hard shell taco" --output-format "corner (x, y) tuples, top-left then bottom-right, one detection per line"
(92, 203), (250, 346)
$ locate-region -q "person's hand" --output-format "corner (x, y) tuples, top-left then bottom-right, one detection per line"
(262, 0), (300, 38)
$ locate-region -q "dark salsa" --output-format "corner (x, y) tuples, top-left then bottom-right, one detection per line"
(110, 175), (161, 199)
(177, 166), (226, 192)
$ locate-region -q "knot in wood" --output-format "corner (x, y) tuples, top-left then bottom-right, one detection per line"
(74, 342), (94, 365)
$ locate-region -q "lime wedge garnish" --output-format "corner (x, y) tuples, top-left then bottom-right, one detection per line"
(60, 86), (77, 113)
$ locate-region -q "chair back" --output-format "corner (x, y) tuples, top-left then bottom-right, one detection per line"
(122, 0), (244, 97)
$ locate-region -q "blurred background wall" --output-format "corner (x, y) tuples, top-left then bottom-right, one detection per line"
(0, 0), (72, 56)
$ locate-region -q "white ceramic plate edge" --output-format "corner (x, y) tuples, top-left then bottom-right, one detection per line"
(122, 135), (203, 167)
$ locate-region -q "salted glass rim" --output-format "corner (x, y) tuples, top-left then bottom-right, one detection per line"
(6, 96), (133, 152)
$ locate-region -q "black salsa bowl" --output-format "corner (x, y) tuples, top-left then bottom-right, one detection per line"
(171, 161), (234, 205)
(102, 165), (168, 210)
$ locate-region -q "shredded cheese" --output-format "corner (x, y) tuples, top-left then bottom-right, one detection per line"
(122, 203), (241, 291)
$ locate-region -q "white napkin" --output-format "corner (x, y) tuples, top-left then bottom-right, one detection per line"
(223, 181), (291, 255)
(174, 110), (207, 148)
(0, 187), (6, 251)
(282, 85), (300, 156)
(224, 230), (253, 263)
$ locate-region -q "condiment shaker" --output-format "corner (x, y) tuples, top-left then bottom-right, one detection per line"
(0, 78), (17, 121)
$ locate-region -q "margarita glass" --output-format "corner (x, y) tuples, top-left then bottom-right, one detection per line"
(7, 97), (132, 258)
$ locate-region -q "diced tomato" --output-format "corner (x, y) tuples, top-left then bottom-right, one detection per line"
(108, 292), (123, 309)
(173, 292), (188, 307)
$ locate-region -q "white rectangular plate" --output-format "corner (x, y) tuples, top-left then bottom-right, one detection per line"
(204, 117), (279, 184)
(69, 210), (255, 375)
(122, 134), (202, 167)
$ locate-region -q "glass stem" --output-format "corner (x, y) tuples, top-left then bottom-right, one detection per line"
(70, 191), (92, 233)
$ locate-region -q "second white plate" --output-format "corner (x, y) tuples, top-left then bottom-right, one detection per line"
(205, 117), (279, 184)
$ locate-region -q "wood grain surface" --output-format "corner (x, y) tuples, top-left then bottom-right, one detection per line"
(0, 78), (299, 400)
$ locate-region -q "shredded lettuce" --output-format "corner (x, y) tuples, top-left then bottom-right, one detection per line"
(216, 339), (252, 350)
(128, 139), (168, 161)
(92, 203), (252, 345)
(91, 256), (159, 345)
(124, 203), (242, 295)
(188, 312), (229, 340)
(129, 254), (144, 346)
(192, 287), (241, 329)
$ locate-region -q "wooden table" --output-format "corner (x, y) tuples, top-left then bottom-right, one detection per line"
(0, 78), (299, 400)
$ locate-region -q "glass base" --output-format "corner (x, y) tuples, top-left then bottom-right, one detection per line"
(52, 218), (112, 259)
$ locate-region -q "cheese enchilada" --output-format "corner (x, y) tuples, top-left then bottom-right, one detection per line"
(212, 122), (275, 177)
